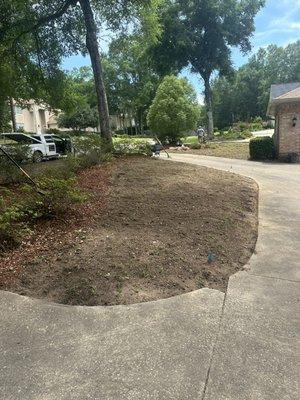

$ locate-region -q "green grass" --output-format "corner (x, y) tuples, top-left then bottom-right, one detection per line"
(182, 136), (199, 146)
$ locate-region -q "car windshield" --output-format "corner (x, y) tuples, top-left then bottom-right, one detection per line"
(31, 135), (42, 142)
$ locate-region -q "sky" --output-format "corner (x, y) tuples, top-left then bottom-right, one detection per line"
(62, 0), (300, 104)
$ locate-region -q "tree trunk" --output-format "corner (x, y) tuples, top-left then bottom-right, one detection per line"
(0, 98), (6, 133)
(130, 116), (133, 135)
(138, 109), (144, 135)
(204, 76), (214, 139)
(9, 98), (17, 132)
(79, 0), (112, 146)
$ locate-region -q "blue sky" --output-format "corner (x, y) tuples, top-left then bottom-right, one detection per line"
(62, 0), (300, 103)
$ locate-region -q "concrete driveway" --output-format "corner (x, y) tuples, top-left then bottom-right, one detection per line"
(0, 155), (299, 399)
(252, 128), (274, 137)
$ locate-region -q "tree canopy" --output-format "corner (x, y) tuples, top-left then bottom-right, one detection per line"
(149, 0), (265, 136)
(0, 0), (161, 140)
(212, 41), (300, 129)
(58, 105), (99, 131)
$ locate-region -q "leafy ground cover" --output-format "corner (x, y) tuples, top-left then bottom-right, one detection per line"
(0, 157), (258, 306)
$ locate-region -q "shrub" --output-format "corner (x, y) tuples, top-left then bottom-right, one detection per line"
(249, 136), (275, 160)
(73, 134), (112, 167)
(35, 156), (80, 180)
(236, 122), (249, 132)
(147, 75), (200, 144)
(21, 177), (87, 218)
(0, 144), (31, 184)
(0, 196), (27, 252)
(250, 117), (264, 131)
(0, 178), (87, 252)
(113, 137), (152, 156)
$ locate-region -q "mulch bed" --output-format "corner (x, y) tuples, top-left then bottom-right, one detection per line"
(0, 157), (258, 306)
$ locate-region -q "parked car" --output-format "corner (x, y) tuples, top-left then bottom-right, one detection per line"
(0, 133), (58, 162)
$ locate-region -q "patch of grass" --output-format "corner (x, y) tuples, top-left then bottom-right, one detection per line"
(182, 136), (199, 146)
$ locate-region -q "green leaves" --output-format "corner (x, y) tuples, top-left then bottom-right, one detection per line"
(212, 40), (300, 127)
(58, 105), (99, 131)
(147, 75), (200, 142)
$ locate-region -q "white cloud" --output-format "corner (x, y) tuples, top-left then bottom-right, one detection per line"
(290, 22), (300, 29)
(255, 28), (298, 39)
(270, 1), (300, 30)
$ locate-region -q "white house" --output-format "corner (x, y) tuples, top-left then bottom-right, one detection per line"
(13, 100), (134, 133)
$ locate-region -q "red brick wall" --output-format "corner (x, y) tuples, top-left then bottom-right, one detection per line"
(277, 102), (300, 157)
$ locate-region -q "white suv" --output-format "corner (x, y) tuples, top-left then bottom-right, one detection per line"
(1, 133), (58, 162)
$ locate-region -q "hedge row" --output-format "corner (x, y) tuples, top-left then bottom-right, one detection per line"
(249, 136), (275, 160)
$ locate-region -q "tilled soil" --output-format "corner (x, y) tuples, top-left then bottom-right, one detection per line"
(0, 157), (258, 305)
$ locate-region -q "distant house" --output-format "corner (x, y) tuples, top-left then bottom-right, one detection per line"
(267, 83), (300, 160)
(14, 100), (54, 134)
(13, 100), (133, 134)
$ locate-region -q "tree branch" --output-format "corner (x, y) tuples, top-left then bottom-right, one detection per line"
(1, 0), (77, 44)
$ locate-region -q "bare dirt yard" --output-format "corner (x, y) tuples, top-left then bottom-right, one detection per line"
(0, 157), (258, 306)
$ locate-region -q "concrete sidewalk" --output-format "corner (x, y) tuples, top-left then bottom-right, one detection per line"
(0, 155), (299, 399)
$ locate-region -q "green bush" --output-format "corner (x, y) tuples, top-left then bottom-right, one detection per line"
(113, 137), (152, 156)
(0, 195), (27, 252)
(0, 144), (31, 184)
(147, 75), (200, 144)
(21, 177), (87, 218)
(73, 134), (112, 167)
(0, 177), (87, 252)
(249, 136), (275, 160)
(35, 156), (80, 180)
(236, 122), (249, 132)
(250, 117), (264, 131)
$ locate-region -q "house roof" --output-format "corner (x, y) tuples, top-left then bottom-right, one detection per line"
(276, 86), (300, 100)
(267, 82), (300, 116)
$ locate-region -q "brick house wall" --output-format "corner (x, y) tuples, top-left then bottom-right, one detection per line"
(275, 102), (300, 158)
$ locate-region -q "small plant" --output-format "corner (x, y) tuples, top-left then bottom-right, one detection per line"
(250, 117), (264, 131)
(249, 136), (275, 160)
(0, 177), (87, 253)
(0, 195), (27, 252)
(21, 177), (87, 218)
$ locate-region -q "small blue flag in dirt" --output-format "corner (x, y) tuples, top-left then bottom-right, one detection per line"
(207, 252), (217, 264)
